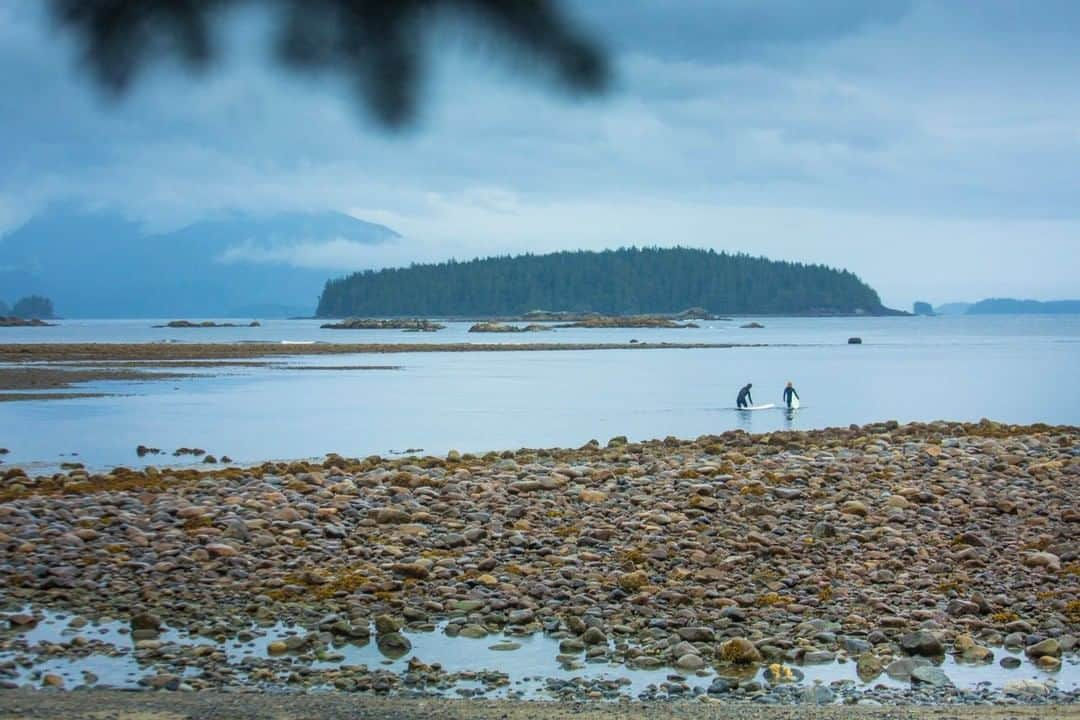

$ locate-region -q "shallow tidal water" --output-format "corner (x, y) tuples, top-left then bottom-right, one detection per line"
(1, 315), (1079, 472)
(2, 608), (1075, 700)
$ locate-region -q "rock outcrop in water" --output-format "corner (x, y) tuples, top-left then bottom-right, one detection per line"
(153, 320), (260, 328)
(468, 322), (552, 333)
(0, 421), (1076, 700)
(320, 319), (445, 332)
(553, 316), (699, 329)
(0, 317), (54, 327)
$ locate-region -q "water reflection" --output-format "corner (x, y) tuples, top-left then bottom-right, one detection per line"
(2, 317), (1079, 472)
(1, 607), (1075, 699)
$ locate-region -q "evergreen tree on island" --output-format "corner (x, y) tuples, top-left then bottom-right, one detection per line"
(317, 247), (897, 317)
(11, 295), (56, 319)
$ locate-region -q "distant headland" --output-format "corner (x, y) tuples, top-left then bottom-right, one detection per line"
(923, 298), (1080, 316)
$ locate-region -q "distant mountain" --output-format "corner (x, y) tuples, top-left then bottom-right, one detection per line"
(966, 298), (1080, 315)
(934, 302), (972, 316)
(0, 206), (398, 318)
(317, 246), (900, 317)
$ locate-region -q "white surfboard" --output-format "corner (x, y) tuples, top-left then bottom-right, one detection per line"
(790, 395), (801, 410)
(738, 403), (775, 411)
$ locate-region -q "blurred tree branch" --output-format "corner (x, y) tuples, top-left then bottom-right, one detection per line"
(47, 0), (610, 128)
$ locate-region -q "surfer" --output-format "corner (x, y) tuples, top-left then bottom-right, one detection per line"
(783, 381), (800, 409)
(736, 383), (753, 409)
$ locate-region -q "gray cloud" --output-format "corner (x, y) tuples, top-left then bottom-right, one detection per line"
(0, 0), (1078, 308)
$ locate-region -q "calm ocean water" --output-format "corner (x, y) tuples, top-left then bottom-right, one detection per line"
(2, 316), (1078, 471)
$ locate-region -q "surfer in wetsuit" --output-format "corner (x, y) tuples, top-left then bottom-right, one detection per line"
(783, 381), (799, 408)
(736, 383), (753, 409)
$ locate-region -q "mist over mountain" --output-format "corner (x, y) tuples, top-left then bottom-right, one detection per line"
(0, 206), (397, 317)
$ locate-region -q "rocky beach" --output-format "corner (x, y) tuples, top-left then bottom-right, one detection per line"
(0, 420), (1076, 707)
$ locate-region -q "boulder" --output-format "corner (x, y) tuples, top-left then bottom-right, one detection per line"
(910, 665), (952, 687)
(1025, 638), (1061, 659)
(900, 630), (944, 657)
(718, 637), (762, 665)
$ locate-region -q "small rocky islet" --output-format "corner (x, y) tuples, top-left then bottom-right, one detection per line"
(320, 319), (446, 332)
(0, 420), (1076, 703)
(152, 320), (260, 329)
(0, 317), (54, 328)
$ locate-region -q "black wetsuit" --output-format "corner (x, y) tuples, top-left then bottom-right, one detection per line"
(783, 386), (799, 408)
(736, 385), (753, 408)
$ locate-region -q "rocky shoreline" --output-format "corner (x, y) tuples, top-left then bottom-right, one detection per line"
(0, 421), (1076, 705)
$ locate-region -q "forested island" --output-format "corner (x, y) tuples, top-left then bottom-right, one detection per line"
(316, 247), (897, 317)
(965, 298), (1080, 315)
(0, 294), (55, 319)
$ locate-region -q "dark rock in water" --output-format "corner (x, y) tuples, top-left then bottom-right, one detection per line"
(741, 322), (765, 329)
(848, 336), (863, 344)
(910, 665), (952, 687)
(559, 638), (585, 653)
(130, 612), (162, 631)
(856, 652), (883, 680)
(173, 447), (206, 457)
(1000, 656), (1022, 669)
(885, 657), (930, 681)
(374, 614), (402, 635)
(376, 632), (411, 657)
(900, 630), (943, 657)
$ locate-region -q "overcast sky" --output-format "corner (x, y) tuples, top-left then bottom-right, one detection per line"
(1, 0), (1078, 309)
